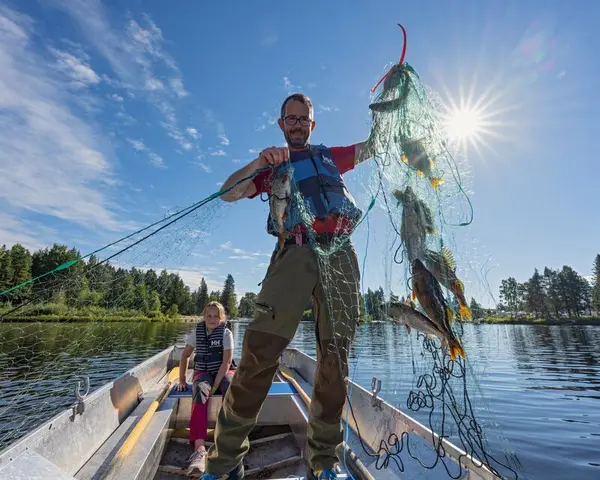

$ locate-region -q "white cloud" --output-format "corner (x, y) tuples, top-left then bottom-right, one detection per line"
(126, 138), (166, 168)
(144, 77), (164, 91)
(186, 127), (200, 139)
(115, 111), (136, 125)
(220, 241), (270, 260)
(148, 152), (166, 168)
(256, 111), (278, 131)
(127, 138), (145, 151)
(216, 182), (223, 187)
(48, 1), (190, 148)
(111, 93), (124, 102)
(0, 212), (49, 251)
(210, 149), (226, 156)
(170, 77), (188, 97)
(167, 267), (223, 293)
(204, 108), (229, 147)
(0, 6), (124, 232)
(197, 162), (212, 173)
(249, 148), (261, 154)
(283, 76), (301, 94)
(48, 46), (100, 87)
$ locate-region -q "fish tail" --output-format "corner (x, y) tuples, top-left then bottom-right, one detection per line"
(449, 339), (466, 361)
(416, 170), (424, 177)
(430, 177), (444, 189)
(459, 303), (472, 320)
(401, 154), (408, 164)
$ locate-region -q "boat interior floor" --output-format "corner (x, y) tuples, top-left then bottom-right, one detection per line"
(154, 425), (315, 480)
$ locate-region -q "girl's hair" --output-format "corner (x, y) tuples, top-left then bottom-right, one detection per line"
(202, 301), (226, 321)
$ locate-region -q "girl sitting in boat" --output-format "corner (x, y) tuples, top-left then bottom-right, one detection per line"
(176, 301), (236, 476)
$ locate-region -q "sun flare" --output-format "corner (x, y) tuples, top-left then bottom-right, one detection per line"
(445, 107), (484, 141)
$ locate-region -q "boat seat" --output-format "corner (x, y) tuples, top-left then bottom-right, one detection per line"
(169, 382), (297, 398)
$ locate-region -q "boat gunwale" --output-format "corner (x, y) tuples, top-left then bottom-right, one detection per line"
(282, 347), (502, 480)
(0, 345), (175, 475)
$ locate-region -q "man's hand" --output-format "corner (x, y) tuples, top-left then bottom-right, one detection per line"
(258, 146), (289, 168)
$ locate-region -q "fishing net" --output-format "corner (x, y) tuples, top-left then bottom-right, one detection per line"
(0, 22), (521, 480)
(0, 196), (231, 449)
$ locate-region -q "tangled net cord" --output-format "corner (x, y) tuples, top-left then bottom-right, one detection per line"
(343, 338), (520, 479)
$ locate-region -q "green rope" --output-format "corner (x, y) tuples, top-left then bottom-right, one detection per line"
(0, 167), (268, 299)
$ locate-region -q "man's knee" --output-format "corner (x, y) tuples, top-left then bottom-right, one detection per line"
(223, 329), (290, 418)
(312, 339), (349, 423)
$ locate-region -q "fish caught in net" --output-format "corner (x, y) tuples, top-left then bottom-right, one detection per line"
(0, 22), (522, 480)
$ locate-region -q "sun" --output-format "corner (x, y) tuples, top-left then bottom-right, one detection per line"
(445, 107), (484, 142)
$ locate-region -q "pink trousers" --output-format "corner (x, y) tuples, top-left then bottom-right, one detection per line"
(189, 370), (235, 443)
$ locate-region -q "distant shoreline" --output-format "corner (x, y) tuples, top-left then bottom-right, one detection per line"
(478, 316), (600, 326)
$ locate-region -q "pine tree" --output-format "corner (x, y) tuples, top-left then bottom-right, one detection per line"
(197, 278), (209, 313)
(220, 274), (238, 317)
(592, 254), (600, 314)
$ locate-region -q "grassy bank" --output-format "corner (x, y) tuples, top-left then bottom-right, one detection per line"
(480, 315), (600, 325)
(0, 303), (181, 323)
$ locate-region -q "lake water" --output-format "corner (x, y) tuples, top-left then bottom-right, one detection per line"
(0, 320), (599, 480)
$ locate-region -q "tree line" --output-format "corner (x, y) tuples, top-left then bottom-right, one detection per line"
(0, 242), (250, 320)
(498, 254), (600, 319)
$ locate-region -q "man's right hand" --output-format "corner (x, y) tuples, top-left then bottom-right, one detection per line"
(258, 146), (289, 167)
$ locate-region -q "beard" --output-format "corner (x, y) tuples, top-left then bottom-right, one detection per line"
(285, 128), (309, 148)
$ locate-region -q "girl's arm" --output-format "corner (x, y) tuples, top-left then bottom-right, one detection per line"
(211, 348), (233, 394)
(177, 345), (194, 390)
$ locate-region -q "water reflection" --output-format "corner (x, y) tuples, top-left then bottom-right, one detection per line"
(0, 321), (599, 479)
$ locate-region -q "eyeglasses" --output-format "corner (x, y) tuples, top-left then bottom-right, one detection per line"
(283, 115), (312, 126)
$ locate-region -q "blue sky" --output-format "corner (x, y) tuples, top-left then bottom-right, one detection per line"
(1, 0), (599, 307)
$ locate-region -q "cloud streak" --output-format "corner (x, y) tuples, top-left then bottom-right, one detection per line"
(48, 0), (191, 150)
(0, 6), (125, 233)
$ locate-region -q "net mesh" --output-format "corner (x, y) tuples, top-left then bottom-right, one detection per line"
(0, 26), (521, 480)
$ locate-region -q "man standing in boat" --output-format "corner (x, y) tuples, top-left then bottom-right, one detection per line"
(201, 93), (371, 480)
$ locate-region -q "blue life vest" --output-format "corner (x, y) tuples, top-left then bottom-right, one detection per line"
(266, 144), (362, 236)
(194, 323), (236, 374)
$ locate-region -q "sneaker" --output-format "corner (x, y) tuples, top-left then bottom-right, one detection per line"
(187, 447), (207, 475)
(311, 469), (339, 480)
(199, 462), (244, 480)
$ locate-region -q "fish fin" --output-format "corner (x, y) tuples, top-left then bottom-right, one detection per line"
(416, 170), (424, 177)
(401, 154), (408, 164)
(429, 158), (434, 169)
(449, 340), (466, 361)
(446, 306), (455, 325)
(459, 304), (472, 320)
(430, 177), (444, 189)
(441, 247), (456, 270)
(411, 289), (417, 301)
(277, 232), (288, 256)
(456, 277), (465, 293)
(392, 189), (404, 205)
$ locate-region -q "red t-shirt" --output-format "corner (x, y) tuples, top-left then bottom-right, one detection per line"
(248, 145), (357, 234)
